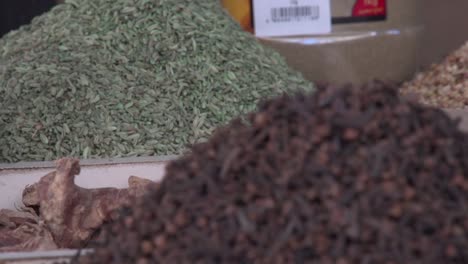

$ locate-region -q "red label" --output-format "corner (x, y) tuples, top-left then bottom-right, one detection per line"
(352, 0), (386, 17)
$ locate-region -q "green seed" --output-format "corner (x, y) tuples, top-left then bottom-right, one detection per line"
(39, 134), (49, 144)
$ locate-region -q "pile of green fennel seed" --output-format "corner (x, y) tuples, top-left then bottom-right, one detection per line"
(0, 0), (312, 162)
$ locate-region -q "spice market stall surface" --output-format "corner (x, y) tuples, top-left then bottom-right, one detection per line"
(1, 110), (468, 263)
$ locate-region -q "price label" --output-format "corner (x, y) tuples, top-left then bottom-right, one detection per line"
(253, 0), (332, 37)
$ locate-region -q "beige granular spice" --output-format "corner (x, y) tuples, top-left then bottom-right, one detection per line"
(401, 41), (468, 108)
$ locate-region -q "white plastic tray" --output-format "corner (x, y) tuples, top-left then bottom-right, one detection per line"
(0, 156), (174, 263)
(0, 156), (174, 210)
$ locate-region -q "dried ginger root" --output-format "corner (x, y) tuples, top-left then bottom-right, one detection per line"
(0, 209), (57, 252)
(20, 158), (155, 249)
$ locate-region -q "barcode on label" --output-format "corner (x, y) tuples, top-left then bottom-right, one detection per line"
(253, 0), (331, 37)
(271, 6), (319, 22)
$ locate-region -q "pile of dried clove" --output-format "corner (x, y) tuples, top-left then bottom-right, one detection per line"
(401, 40), (468, 108)
(78, 83), (468, 263)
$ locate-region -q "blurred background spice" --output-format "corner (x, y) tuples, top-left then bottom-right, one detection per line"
(401, 41), (468, 109)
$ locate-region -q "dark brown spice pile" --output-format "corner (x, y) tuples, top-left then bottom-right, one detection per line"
(78, 83), (468, 264)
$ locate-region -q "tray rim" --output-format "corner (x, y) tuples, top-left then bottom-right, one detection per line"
(0, 249), (93, 261)
(0, 155), (178, 171)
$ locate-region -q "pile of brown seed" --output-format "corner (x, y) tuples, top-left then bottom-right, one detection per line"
(78, 83), (468, 264)
(401, 41), (468, 108)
